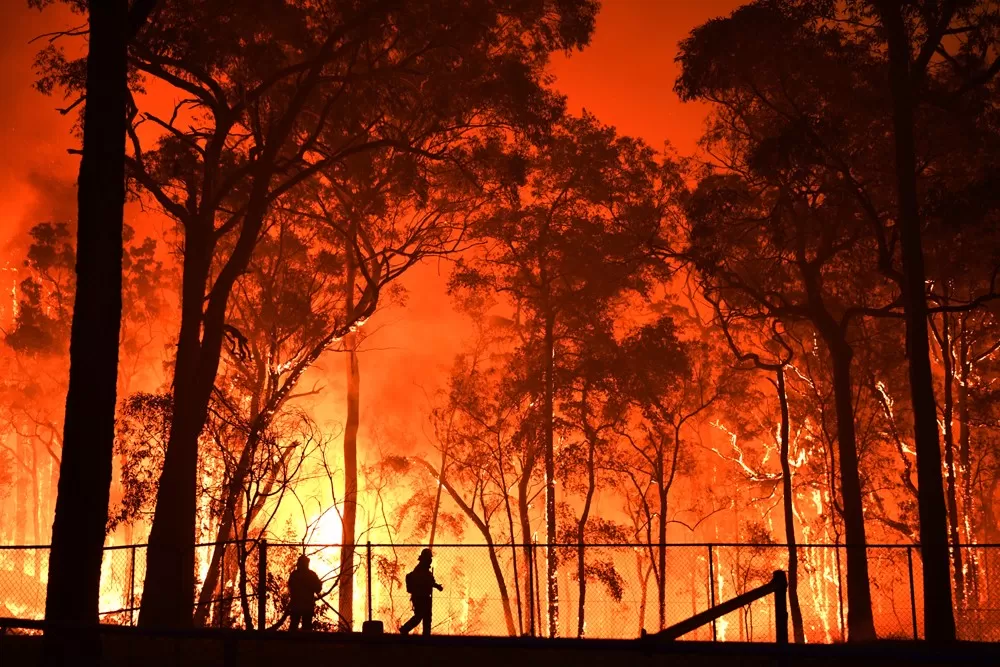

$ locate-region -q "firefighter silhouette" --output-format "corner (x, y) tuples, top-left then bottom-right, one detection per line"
(400, 548), (444, 635)
(287, 555), (322, 631)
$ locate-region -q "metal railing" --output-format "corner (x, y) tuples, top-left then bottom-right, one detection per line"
(3, 541), (1000, 641)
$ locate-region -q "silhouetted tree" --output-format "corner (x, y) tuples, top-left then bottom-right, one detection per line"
(708, 306), (804, 643)
(302, 146), (483, 630)
(864, 0), (1000, 640)
(57, 0), (596, 627)
(27, 1), (159, 660)
(676, 5), (904, 637)
(452, 113), (663, 635)
(612, 318), (730, 631)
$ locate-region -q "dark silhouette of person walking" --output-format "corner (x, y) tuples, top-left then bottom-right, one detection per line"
(400, 548), (443, 635)
(288, 555), (322, 631)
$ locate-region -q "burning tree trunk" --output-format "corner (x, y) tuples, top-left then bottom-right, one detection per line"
(339, 239), (361, 632)
(933, 312), (965, 602)
(775, 367), (804, 643)
(45, 0), (152, 634)
(542, 309), (559, 637)
(877, 0), (956, 642)
(957, 319), (976, 600)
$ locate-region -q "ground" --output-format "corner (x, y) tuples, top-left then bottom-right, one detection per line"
(2, 628), (998, 667)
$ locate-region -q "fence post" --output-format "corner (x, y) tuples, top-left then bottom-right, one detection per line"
(527, 541), (535, 637)
(366, 541), (373, 622)
(708, 545), (717, 641)
(257, 539), (268, 631)
(907, 546), (918, 639)
(773, 570), (788, 644)
(129, 545), (137, 627)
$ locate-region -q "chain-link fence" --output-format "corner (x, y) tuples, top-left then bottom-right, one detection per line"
(3, 541), (1000, 642)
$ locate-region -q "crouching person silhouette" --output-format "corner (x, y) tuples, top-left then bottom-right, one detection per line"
(400, 548), (443, 635)
(288, 555), (322, 631)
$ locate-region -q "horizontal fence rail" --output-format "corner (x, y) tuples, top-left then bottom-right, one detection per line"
(645, 570), (788, 642)
(2, 542), (999, 642)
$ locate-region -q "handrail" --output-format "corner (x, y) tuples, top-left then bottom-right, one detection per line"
(642, 570), (788, 643)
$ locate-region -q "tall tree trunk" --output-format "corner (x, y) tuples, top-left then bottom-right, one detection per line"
(776, 368), (804, 643)
(485, 539), (518, 636)
(957, 319), (976, 601)
(938, 315), (965, 602)
(140, 60), (313, 626)
(542, 311), (559, 637)
(15, 433), (28, 573)
(517, 449), (536, 633)
(429, 446), (448, 546)
(657, 480), (667, 631)
(44, 0), (129, 645)
(827, 340), (876, 641)
(498, 443), (523, 634)
(139, 226), (215, 628)
(878, 1), (956, 642)
(31, 442), (42, 576)
(338, 237), (360, 631)
(637, 554), (651, 636)
(576, 424), (596, 637)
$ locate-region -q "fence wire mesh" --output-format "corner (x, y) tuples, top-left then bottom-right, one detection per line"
(2, 541), (999, 642)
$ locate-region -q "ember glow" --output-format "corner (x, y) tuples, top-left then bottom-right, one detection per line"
(1, 0), (999, 648)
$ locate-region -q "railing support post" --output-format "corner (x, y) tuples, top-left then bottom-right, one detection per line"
(257, 539), (268, 631)
(366, 541), (373, 622)
(129, 545), (137, 627)
(907, 546), (918, 639)
(773, 570), (788, 645)
(708, 545), (717, 641)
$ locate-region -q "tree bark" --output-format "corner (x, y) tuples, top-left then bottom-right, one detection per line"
(776, 368), (804, 643)
(44, 0), (129, 642)
(878, 0), (956, 642)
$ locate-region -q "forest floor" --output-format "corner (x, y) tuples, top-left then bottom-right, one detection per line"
(2, 627), (998, 666)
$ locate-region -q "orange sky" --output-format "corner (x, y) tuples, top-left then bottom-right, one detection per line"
(0, 0), (743, 454)
(549, 0), (739, 156)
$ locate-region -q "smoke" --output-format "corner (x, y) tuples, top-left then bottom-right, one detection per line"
(0, 4), (79, 255)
